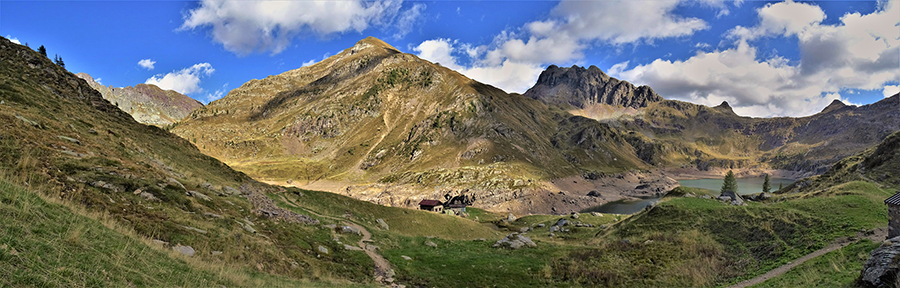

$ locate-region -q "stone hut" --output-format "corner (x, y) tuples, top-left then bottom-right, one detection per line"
(885, 192), (900, 238)
(419, 199), (443, 212)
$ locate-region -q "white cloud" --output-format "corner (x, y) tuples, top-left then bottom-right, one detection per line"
(885, 85), (900, 98)
(206, 83), (229, 103)
(393, 3), (425, 39)
(180, 0), (422, 55)
(94, 78), (102, 85)
(6, 35), (21, 45)
(612, 0), (900, 117)
(413, 38), (544, 93)
(138, 59), (156, 70)
(412, 0), (712, 93)
(145, 63), (214, 95)
(301, 59), (317, 67)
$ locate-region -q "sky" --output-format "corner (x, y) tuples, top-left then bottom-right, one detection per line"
(1, 0), (898, 117)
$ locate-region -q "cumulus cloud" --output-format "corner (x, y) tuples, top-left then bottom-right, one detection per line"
(612, 0), (900, 117)
(205, 83), (229, 103)
(138, 59), (156, 70)
(413, 0), (714, 93)
(886, 85), (900, 98)
(180, 0), (422, 55)
(393, 3), (425, 39)
(145, 63), (214, 95)
(6, 35), (21, 45)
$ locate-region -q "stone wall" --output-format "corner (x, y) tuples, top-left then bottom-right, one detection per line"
(889, 205), (900, 238)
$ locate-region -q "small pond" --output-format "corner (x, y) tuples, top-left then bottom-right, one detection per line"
(677, 177), (796, 195)
(581, 197), (659, 215)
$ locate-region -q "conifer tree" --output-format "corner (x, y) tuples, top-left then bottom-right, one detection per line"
(54, 55), (65, 68)
(721, 170), (737, 193)
(38, 45), (47, 57)
(762, 174), (771, 193)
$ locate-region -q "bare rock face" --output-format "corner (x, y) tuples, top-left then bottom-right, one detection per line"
(523, 65), (662, 109)
(76, 73), (203, 126)
(860, 236), (900, 287)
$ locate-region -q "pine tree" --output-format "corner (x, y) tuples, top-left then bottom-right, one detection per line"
(762, 173), (771, 193)
(38, 45), (47, 57)
(54, 55), (65, 68)
(721, 170), (737, 193)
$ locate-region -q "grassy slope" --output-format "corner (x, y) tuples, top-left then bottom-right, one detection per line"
(0, 178), (351, 288)
(753, 240), (878, 288)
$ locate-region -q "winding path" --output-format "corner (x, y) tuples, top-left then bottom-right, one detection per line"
(276, 194), (396, 285)
(728, 227), (887, 288)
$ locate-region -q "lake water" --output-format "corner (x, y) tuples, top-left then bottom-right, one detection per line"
(581, 198), (659, 215)
(581, 177), (797, 215)
(677, 177), (796, 195)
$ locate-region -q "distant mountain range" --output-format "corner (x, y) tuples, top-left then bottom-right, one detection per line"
(108, 37), (899, 213)
(76, 73), (203, 126)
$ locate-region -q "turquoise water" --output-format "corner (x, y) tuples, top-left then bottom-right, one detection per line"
(677, 177), (796, 195)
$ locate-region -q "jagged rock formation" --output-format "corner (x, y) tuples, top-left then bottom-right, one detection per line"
(76, 73), (203, 126)
(523, 65), (662, 109)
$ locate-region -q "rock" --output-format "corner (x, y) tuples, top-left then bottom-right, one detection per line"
(519, 227), (530, 233)
(203, 212), (223, 218)
(210, 251), (223, 256)
(507, 213), (517, 222)
(492, 233), (537, 249)
(376, 218), (389, 230)
(591, 212), (603, 217)
(570, 212), (579, 219)
(424, 240), (438, 248)
(201, 182), (216, 191)
(182, 226), (207, 234)
(318, 245), (329, 255)
(222, 186), (241, 196)
(173, 245), (195, 257)
(401, 255), (412, 260)
(549, 226), (560, 233)
(186, 190), (211, 201)
(238, 221), (256, 233)
(700, 195), (713, 199)
(860, 242), (900, 287)
(151, 239), (169, 246)
(57, 135), (82, 145)
(536, 223), (545, 228)
(555, 219), (569, 227)
(324, 224), (338, 229)
(342, 226), (361, 235)
(575, 223), (584, 227)
(524, 65), (663, 109)
(587, 190), (602, 197)
(139, 191), (160, 202)
(167, 178), (185, 190)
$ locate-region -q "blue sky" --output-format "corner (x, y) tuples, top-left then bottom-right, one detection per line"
(2, 0), (897, 117)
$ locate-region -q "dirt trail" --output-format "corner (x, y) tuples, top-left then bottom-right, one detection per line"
(276, 194), (396, 285)
(728, 227), (887, 288)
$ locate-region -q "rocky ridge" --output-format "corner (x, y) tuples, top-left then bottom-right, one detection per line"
(523, 65), (662, 109)
(76, 73), (203, 126)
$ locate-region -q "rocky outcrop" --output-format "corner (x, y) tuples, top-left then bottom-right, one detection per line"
(523, 65), (662, 109)
(860, 236), (900, 287)
(76, 73), (203, 126)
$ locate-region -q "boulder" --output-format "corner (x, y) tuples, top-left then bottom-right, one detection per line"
(376, 218), (389, 230)
(342, 226), (361, 235)
(590, 212), (603, 217)
(507, 213), (517, 222)
(570, 212), (580, 219)
(492, 233), (537, 249)
(167, 178), (185, 190)
(186, 190), (211, 201)
(860, 237), (900, 287)
(318, 245), (329, 255)
(173, 245), (195, 257)
(424, 240), (438, 248)
(222, 186), (241, 196)
(555, 219), (569, 227)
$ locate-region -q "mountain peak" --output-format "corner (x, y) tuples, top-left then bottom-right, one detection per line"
(714, 101), (736, 114)
(523, 65), (661, 109)
(820, 99), (848, 114)
(350, 36), (399, 54)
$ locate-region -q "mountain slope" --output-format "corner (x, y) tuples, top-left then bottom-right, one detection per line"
(0, 36), (389, 285)
(172, 37), (676, 214)
(76, 73), (203, 126)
